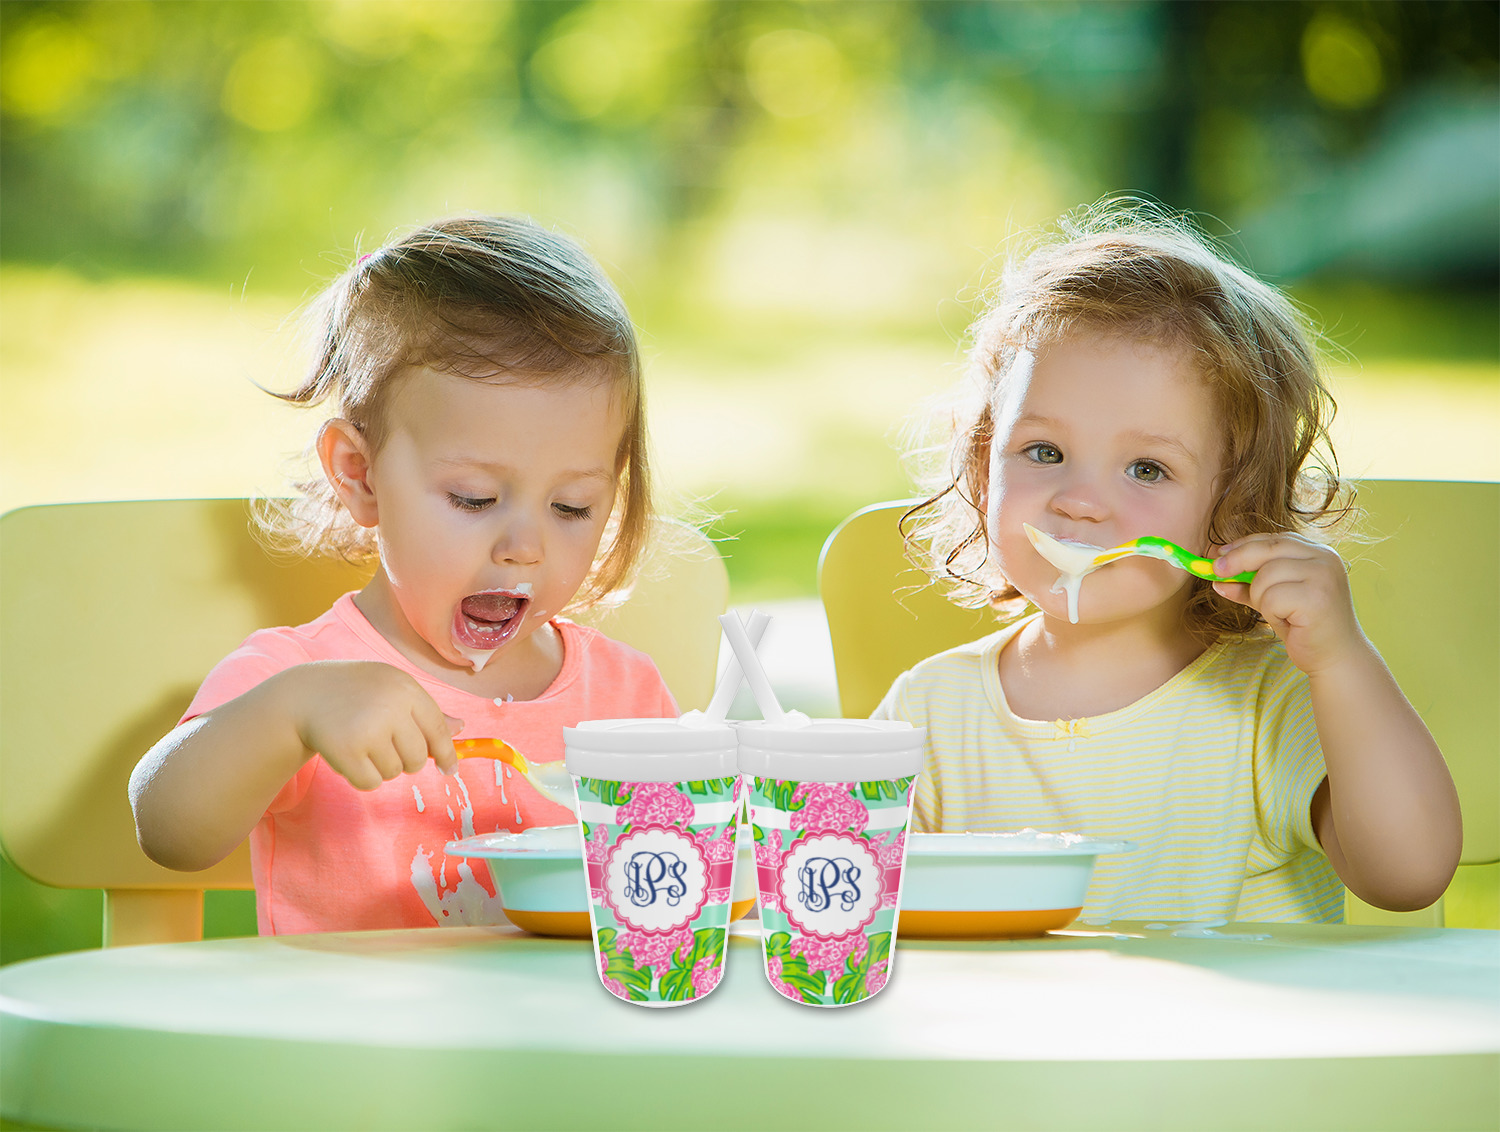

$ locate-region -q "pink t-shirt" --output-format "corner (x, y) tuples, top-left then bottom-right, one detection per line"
(181, 593), (677, 935)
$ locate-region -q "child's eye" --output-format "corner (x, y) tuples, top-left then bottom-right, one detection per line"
(553, 502), (594, 520)
(1128, 460), (1167, 483)
(1023, 443), (1063, 465)
(449, 494), (495, 512)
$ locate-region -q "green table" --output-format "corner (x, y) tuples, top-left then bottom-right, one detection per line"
(2, 921), (1496, 1131)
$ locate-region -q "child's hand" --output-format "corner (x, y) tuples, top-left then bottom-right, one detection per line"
(286, 661), (462, 790)
(1210, 533), (1366, 677)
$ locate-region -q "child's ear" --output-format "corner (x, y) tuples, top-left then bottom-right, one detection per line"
(317, 419), (379, 529)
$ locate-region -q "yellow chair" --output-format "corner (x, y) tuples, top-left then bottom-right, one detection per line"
(818, 481), (1499, 928)
(0, 499), (727, 947)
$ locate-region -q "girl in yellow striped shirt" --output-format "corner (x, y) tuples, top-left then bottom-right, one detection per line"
(877, 205), (1460, 922)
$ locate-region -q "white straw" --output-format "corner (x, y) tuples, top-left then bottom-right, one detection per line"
(705, 609), (770, 721)
(717, 611), (786, 724)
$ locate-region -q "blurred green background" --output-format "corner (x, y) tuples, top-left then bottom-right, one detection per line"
(2, 1), (1496, 962)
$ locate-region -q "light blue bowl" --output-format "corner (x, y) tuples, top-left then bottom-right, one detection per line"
(900, 830), (1133, 939)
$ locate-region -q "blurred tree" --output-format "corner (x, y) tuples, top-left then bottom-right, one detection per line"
(0, 0), (1494, 293)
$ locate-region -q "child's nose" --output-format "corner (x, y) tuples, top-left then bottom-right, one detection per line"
(1049, 476), (1109, 523)
(492, 509), (543, 565)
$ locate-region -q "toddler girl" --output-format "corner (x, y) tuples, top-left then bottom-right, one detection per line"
(131, 216), (676, 934)
(875, 208), (1461, 923)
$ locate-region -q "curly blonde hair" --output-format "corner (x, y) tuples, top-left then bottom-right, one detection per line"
(906, 203), (1353, 643)
(258, 214), (652, 610)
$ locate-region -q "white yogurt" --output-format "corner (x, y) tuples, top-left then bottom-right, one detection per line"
(1023, 523), (1113, 624)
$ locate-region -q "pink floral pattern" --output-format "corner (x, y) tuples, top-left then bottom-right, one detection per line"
(753, 828), (784, 912)
(599, 950), (628, 1000)
(765, 954), (797, 1000)
(865, 961), (889, 995)
(695, 822), (735, 860)
(790, 783), (870, 834)
(873, 829), (905, 867)
(615, 782), (695, 829)
(698, 823), (736, 909)
(692, 958), (722, 997)
(585, 823), (611, 899)
(617, 924), (693, 976)
(792, 931), (867, 977)
(753, 827), (784, 866)
(585, 823), (611, 862)
(875, 829), (905, 909)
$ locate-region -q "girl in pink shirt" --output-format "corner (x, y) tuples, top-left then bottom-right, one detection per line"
(130, 216), (677, 934)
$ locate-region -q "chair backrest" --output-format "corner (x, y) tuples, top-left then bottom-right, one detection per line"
(0, 499), (727, 944)
(818, 481), (1499, 873)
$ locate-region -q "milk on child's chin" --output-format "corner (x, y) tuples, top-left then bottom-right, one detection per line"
(1026, 528), (1108, 625)
(455, 644), (497, 672)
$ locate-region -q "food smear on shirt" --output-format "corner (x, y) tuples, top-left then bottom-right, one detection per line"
(410, 843), (507, 927)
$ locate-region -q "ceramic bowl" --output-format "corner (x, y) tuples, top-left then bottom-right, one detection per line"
(448, 825), (757, 938)
(899, 830), (1133, 939)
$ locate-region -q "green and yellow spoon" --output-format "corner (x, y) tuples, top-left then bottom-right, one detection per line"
(1023, 523), (1256, 624)
(1090, 536), (1256, 584)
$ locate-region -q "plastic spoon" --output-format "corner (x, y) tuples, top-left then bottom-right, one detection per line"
(1024, 524), (1256, 583)
(718, 611), (787, 724)
(1023, 523), (1256, 624)
(453, 737), (576, 811)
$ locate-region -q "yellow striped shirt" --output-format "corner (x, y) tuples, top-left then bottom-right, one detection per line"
(872, 615), (1343, 923)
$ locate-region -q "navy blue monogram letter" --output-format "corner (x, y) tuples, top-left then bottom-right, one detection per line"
(796, 856), (862, 913)
(623, 851), (689, 908)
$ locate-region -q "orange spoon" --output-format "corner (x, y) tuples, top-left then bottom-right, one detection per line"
(453, 736), (530, 773)
(450, 737), (575, 811)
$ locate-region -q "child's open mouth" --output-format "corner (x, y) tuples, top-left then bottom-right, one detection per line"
(452, 587), (532, 653)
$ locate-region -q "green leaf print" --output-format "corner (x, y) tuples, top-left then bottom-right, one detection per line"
(659, 949), (697, 1002)
(597, 928), (653, 1001)
(683, 777), (737, 800)
(658, 927), (727, 1002)
(831, 932), (891, 1005)
(578, 778), (633, 806)
(757, 778), (802, 813)
(763, 932), (825, 1002)
(776, 951), (827, 1004)
(832, 953), (869, 1005)
(858, 777), (917, 802)
(689, 926), (725, 966)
